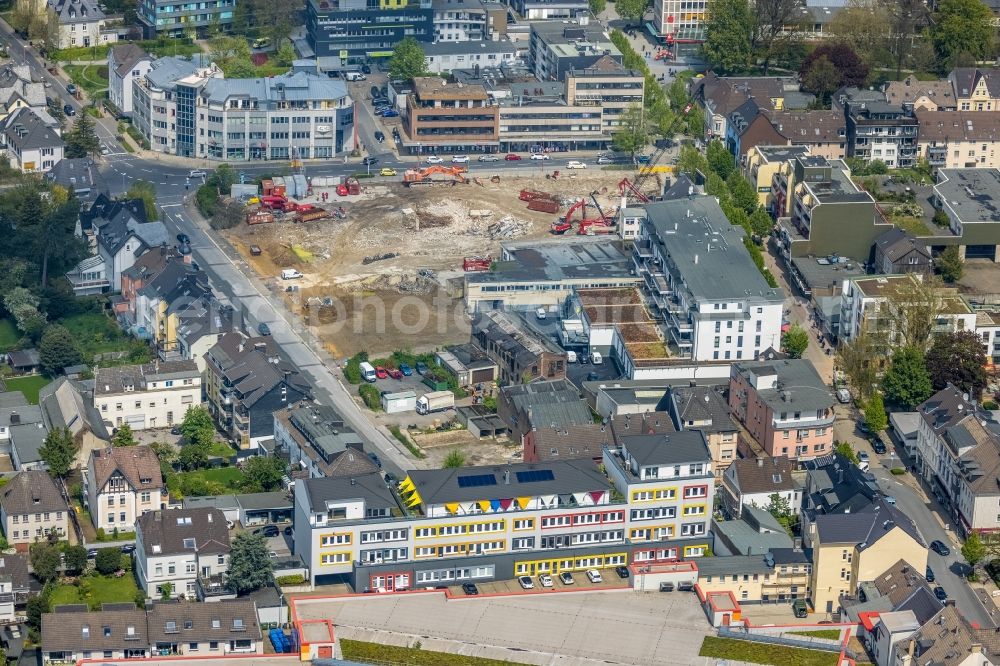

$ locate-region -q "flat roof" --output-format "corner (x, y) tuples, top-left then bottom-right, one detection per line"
(798, 158), (873, 204)
(469, 238), (638, 285)
(755, 145), (810, 163)
(412, 76), (489, 101)
(935, 168), (1000, 224)
(790, 255), (865, 290)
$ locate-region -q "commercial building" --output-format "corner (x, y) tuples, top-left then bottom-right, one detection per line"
(564, 59), (643, 134)
(305, 0), (433, 61)
(0, 470), (70, 547)
(528, 19), (621, 83)
(402, 76), (498, 155)
(108, 44), (152, 117)
(473, 310), (567, 384)
(508, 0), (585, 18)
(651, 0), (705, 59)
(729, 360), (835, 461)
(916, 110), (1000, 169)
(135, 508), (231, 599)
(634, 197), (784, 362)
(423, 41), (518, 74)
(137, 0), (233, 37)
(134, 58), (354, 161)
(464, 238), (639, 313)
(845, 101), (918, 168)
(431, 0), (506, 42)
(932, 168), (1000, 261)
(84, 444), (164, 531)
(295, 448), (714, 588)
(498, 378), (591, 444)
(94, 360), (201, 431)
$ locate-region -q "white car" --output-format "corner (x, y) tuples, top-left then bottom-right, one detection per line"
(188, 169), (207, 178)
(451, 155), (470, 163)
(518, 576), (534, 589)
(478, 154), (500, 162)
(586, 569), (603, 583)
(566, 161), (587, 169)
(530, 153), (550, 160)
(425, 155), (444, 164)
(538, 574), (554, 588)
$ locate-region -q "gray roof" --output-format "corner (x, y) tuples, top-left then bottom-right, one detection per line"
(302, 472), (396, 511)
(473, 310), (564, 367)
(0, 392), (27, 408)
(144, 56), (202, 91)
(669, 385), (736, 434)
(110, 44), (150, 77)
(734, 359), (834, 413)
(406, 459), (609, 506)
(918, 384), (993, 433)
(9, 423), (48, 465)
(2, 107), (62, 151)
(467, 238), (637, 286)
(136, 508), (230, 557)
(5, 349), (39, 368)
(424, 41), (517, 57)
(46, 158), (99, 194)
(42, 607), (147, 652)
(236, 492), (291, 512)
(174, 296), (233, 346)
(0, 470), (68, 515)
(201, 72), (349, 107)
(620, 430), (712, 468)
(0, 403), (42, 428)
(713, 507), (794, 556)
(813, 500), (925, 548)
(643, 197), (783, 303)
(145, 599), (261, 644)
(182, 495), (239, 512)
(48, 0), (106, 25)
(662, 173), (701, 200)
(287, 402), (365, 462)
(95, 360), (199, 396)
(38, 376), (110, 441)
(934, 168), (1000, 224)
(206, 333), (311, 407)
(501, 379), (591, 430)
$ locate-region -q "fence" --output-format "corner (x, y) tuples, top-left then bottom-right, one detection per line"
(717, 627), (855, 659)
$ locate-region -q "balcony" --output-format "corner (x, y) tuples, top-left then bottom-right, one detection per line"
(197, 574), (235, 601)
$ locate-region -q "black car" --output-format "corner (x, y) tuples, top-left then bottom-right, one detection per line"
(283, 526), (293, 536)
(926, 566), (935, 582)
(462, 583), (479, 595)
(257, 322), (271, 336)
(934, 586), (948, 601)
(176, 233), (190, 245)
(361, 64), (372, 74)
(374, 131), (385, 143)
(120, 544), (135, 554)
(87, 549), (98, 559)
(586, 372), (599, 381)
(930, 540), (951, 556)
(362, 156), (378, 166)
(370, 85), (380, 98)
(63, 104), (75, 116)
(615, 566), (630, 579)
(170, 425), (182, 435)
(368, 452), (382, 468)
(871, 437), (887, 455)
(260, 525), (280, 537)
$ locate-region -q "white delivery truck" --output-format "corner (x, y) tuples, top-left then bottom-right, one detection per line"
(592, 351), (603, 365)
(281, 268), (303, 280)
(359, 361), (377, 382)
(416, 390), (455, 415)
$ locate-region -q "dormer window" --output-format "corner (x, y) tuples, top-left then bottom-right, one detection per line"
(184, 620), (193, 630)
(82, 625), (90, 638)
(233, 618), (244, 630)
(165, 621), (177, 633)
(183, 538), (196, 549)
(152, 544), (161, 553)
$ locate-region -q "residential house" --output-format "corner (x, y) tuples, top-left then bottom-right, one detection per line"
(692, 73), (788, 140)
(203, 333), (311, 452)
(721, 456), (801, 518)
(768, 110), (847, 161)
(83, 444), (164, 532)
(173, 296), (234, 372)
(0, 64), (48, 125)
(695, 549), (812, 604)
(728, 359), (835, 460)
(273, 401), (379, 480)
(893, 605), (1000, 666)
(47, 0), (116, 49)
(135, 508), (231, 599)
(744, 145), (811, 210)
(845, 101), (918, 168)
(4, 350), (40, 376)
(0, 552), (35, 606)
(94, 360), (201, 431)
(144, 599), (263, 655)
(116, 245), (184, 331)
(0, 392), (42, 442)
(841, 558), (941, 633)
(872, 228), (933, 276)
(41, 606), (149, 663)
(1, 107), (63, 173)
(0, 470), (70, 548)
(915, 110), (1000, 169)
(74, 193), (147, 254)
(949, 67), (1000, 111)
(473, 310), (567, 385)
(430, 0), (506, 42)
(884, 76), (956, 112)
(666, 384), (739, 476)
(801, 452), (882, 519)
(725, 98), (788, 162)
(107, 44), (152, 117)
(497, 378), (590, 444)
(45, 157), (100, 199)
(38, 376), (111, 450)
(133, 261), (211, 357)
(522, 423), (613, 464)
(9, 422), (50, 471)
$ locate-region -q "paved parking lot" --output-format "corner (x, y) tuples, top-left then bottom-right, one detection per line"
(294, 589), (711, 665)
(458, 570), (630, 595)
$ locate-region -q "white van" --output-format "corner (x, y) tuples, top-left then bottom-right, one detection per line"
(281, 268), (303, 280)
(566, 350), (577, 363)
(535, 307), (547, 319)
(359, 361), (377, 382)
(345, 71), (366, 81)
(592, 351), (603, 365)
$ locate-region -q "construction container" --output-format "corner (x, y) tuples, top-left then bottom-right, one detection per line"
(527, 199), (560, 213)
(293, 174), (308, 197)
(271, 176), (287, 196)
(261, 179), (275, 196)
(381, 390), (416, 414)
(246, 209), (274, 225)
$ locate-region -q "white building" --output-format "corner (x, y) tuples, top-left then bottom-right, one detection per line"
(48, 0), (117, 49)
(0, 470), (70, 545)
(135, 508), (231, 599)
(108, 44), (152, 116)
(721, 456), (801, 518)
(94, 360), (201, 431)
(0, 107), (63, 173)
(83, 444), (164, 532)
(423, 41), (518, 74)
(274, 401), (379, 480)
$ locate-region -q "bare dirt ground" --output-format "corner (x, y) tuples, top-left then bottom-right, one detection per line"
(224, 170), (658, 357)
(409, 428), (520, 468)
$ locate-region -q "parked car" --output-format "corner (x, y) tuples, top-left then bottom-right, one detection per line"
(883, 495), (896, 504)
(361, 64), (372, 74)
(478, 154), (500, 162)
(451, 155), (469, 163)
(170, 425), (182, 435)
(120, 544), (135, 554)
(415, 361), (428, 374)
(361, 156), (378, 166)
(926, 566), (935, 582)
(374, 131), (385, 143)
(934, 586), (948, 601)
(559, 572), (574, 585)
(871, 437), (887, 455)
(462, 583), (479, 595)
(399, 363), (413, 376)
(930, 540), (951, 556)
(586, 569), (602, 583)
(387, 368), (403, 379)
(379, 167), (396, 176)
(530, 153), (550, 160)
(518, 576), (534, 590)
(566, 161), (587, 169)
(858, 451), (870, 463)
(176, 233), (190, 245)
(538, 573), (554, 588)
(66, 83), (77, 95)
(261, 525), (280, 537)
(381, 109), (399, 118)
(257, 322), (271, 336)
(615, 566), (630, 579)
(63, 104), (75, 116)
(836, 388), (851, 404)
(425, 155), (443, 164)
(370, 85), (381, 98)
(504, 153), (522, 161)
(375, 366), (389, 379)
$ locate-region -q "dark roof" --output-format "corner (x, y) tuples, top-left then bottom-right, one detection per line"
(0, 470), (67, 515)
(813, 500), (925, 548)
(9, 423), (48, 465)
(119, 246), (183, 282)
(49, 0), (106, 24)
(733, 359), (834, 413)
(79, 194), (147, 236)
(803, 453), (882, 515)
(46, 158), (98, 194)
(0, 553), (32, 592)
(918, 384), (993, 434)
(136, 508), (230, 557)
(620, 430), (712, 467)
(275, 402), (376, 478)
(301, 472), (396, 510)
(769, 110), (845, 145)
(42, 607), (147, 652)
(2, 108), (62, 152)
(949, 67), (1000, 99)
(724, 456), (799, 495)
(669, 385), (736, 434)
(873, 228), (930, 262)
(6, 349), (39, 368)
(663, 173), (701, 200)
(206, 333), (311, 407)
(95, 360), (199, 396)
(90, 445), (164, 494)
(110, 44), (150, 77)
(871, 559), (942, 624)
(501, 379), (591, 431)
(529, 423), (613, 462)
(145, 599), (261, 643)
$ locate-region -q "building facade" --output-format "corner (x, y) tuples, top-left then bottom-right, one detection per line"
(108, 45), (152, 117)
(306, 0), (434, 61)
(403, 77), (498, 155)
(135, 508), (231, 598)
(0, 470), (70, 547)
(136, 0), (234, 37)
(94, 360), (201, 431)
(83, 444), (164, 532)
(845, 101), (918, 168)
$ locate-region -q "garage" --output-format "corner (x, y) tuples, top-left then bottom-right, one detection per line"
(125, 415), (145, 429)
(965, 244), (997, 260)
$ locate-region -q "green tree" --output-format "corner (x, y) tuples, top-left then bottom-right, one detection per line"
(765, 493), (797, 536)
(443, 449), (466, 468)
(65, 113), (101, 158)
(802, 55), (842, 103)
(926, 330), (988, 396)
(932, 0), (995, 68)
(178, 441), (210, 471)
(30, 542), (61, 583)
(749, 208), (773, 237)
(933, 209), (950, 227)
(242, 456), (286, 492)
(4, 286), (45, 338)
(40, 427), (78, 478)
(159, 581), (173, 600)
(275, 40), (296, 67)
(963, 530), (987, 570)
(125, 180), (159, 222)
(727, 174), (758, 214)
(647, 99), (677, 138)
(829, 0), (890, 68)
(179, 406), (215, 447)
(388, 37), (427, 81)
(64, 545), (88, 574)
(94, 547), (122, 575)
(38, 324), (81, 376)
(227, 532), (273, 594)
(781, 324), (810, 358)
(882, 346), (933, 409)
(702, 0), (754, 73)
(112, 423), (136, 447)
(834, 441), (859, 464)
(837, 321), (881, 401)
(25, 592), (49, 637)
(612, 104), (648, 160)
(615, 0), (650, 22)
(589, 0), (606, 13)
(707, 140), (736, 180)
(865, 393), (888, 432)
(677, 145), (709, 175)
(937, 245), (964, 283)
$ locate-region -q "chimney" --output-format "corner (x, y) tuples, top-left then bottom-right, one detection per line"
(757, 458), (764, 467)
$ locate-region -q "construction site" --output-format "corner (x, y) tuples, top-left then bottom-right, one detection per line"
(223, 165), (667, 358)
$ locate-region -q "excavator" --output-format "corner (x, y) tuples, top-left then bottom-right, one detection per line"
(550, 198), (616, 235)
(402, 165), (469, 186)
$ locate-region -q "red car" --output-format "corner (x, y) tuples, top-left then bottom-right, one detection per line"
(387, 368), (403, 379)
(504, 153), (522, 161)
(375, 366), (388, 379)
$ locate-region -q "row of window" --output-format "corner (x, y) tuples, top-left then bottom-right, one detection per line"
(415, 540), (505, 558)
(415, 520), (505, 538)
(12, 512), (62, 523)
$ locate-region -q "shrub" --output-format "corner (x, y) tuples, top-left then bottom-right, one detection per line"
(343, 352), (368, 385)
(984, 400), (999, 410)
(275, 574), (306, 585)
(359, 384), (381, 410)
(890, 467), (907, 475)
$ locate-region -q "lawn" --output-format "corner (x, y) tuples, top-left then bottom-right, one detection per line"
(3, 375), (51, 404)
(50, 574), (140, 610)
(788, 630), (842, 640)
(60, 312), (149, 364)
(63, 64), (109, 97)
(50, 45), (109, 62)
(168, 466), (246, 498)
(135, 38), (203, 58)
(699, 637), (839, 666)
(339, 639), (530, 666)
(0, 317), (19, 352)
(892, 215), (933, 237)
(207, 441), (237, 459)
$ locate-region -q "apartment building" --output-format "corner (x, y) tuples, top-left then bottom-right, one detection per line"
(894, 605), (1000, 666)
(932, 168), (1000, 261)
(424, 41), (518, 74)
(108, 44), (152, 117)
(306, 0), (433, 60)
(845, 101), (918, 168)
(651, 0), (705, 59)
(49, 0), (116, 49)
(295, 449), (714, 588)
(528, 19), (622, 83)
(666, 385), (739, 477)
(884, 76), (956, 112)
(777, 154), (885, 263)
(508, 0), (584, 18)
(693, 73), (788, 141)
(721, 456), (801, 519)
(135, 508), (231, 599)
(949, 67), (1000, 111)
(137, 0), (233, 37)
(431, 0), (505, 41)
(564, 60), (643, 133)
(41, 606), (150, 662)
(94, 360), (201, 431)
(916, 110), (1000, 169)
(744, 145), (810, 211)
(273, 400), (379, 480)
(696, 550), (812, 605)
(403, 77), (498, 155)
(0, 470), (69, 547)
(135, 58), (354, 161)
(134, 262), (212, 359)
(729, 359), (835, 461)
(83, 445), (164, 531)
(634, 197), (784, 362)
(768, 110), (846, 161)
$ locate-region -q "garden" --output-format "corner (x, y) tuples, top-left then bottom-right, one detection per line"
(2, 374), (51, 404)
(698, 637), (839, 666)
(63, 64), (109, 98)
